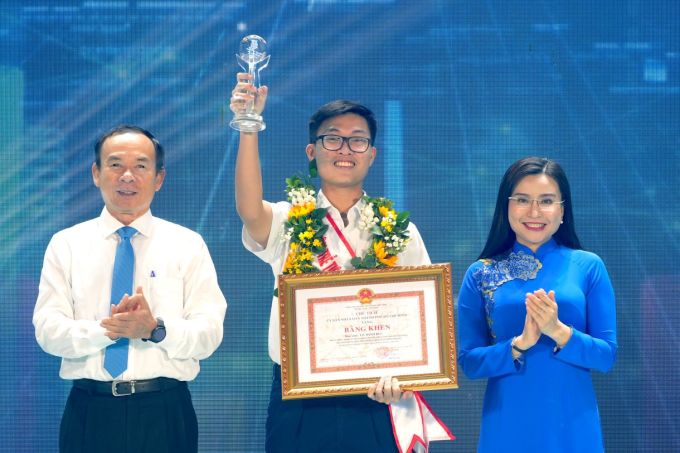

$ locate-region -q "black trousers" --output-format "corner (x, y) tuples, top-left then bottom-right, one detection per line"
(59, 380), (197, 453)
(266, 365), (400, 453)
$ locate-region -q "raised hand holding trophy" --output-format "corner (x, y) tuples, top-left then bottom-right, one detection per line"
(230, 35), (270, 132)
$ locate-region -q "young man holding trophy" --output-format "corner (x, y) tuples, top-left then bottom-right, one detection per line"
(230, 34), (452, 453)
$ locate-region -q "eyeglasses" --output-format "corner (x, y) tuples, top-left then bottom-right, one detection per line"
(508, 196), (565, 211)
(315, 135), (372, 153)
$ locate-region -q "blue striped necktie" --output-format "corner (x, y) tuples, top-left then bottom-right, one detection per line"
(103, 226), (137, 379)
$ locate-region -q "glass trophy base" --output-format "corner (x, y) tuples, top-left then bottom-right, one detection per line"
(230, 113), (266, 132)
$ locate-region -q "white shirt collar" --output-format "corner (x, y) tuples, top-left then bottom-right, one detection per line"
(316, 189), (368, 224)
(97, 207), (153, 239)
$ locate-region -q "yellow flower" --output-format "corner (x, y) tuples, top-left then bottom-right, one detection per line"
(380, 218), (394, 232)
(283, 251), (298, 273)
(312, 239), (322, 248)
(289, 202), (315, 219)
(379, 205), (396, 233)
(373, 241), (398, 267)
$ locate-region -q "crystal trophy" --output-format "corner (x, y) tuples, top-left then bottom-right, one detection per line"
(230, 35), (270, 132)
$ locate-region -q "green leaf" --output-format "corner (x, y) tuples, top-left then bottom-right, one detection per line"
(364, 255), (377, 268)
(316, 224), (329, 237)
(311, 208), (328, 220)
(311, 245), (326, 255)
(376, 197), (392, 209)
(396, 211), (410, 223)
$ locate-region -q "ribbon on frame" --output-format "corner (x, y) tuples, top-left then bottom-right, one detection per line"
(389, 391), (454, 453)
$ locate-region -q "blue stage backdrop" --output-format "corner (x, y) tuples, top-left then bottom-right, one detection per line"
(0, 1), (678, 452)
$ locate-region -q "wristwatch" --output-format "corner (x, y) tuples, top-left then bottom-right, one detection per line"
(143, 317), (166, 343)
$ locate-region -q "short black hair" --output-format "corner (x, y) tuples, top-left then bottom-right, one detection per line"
(308, 100), (377, 145)
(479, 156), (582, 259)
(94, 125), (165, 173)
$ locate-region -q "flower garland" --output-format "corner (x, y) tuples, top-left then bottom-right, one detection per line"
(282, 175), (411, 274)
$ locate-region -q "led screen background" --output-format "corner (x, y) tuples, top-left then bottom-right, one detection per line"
(0, 1), (678, 451)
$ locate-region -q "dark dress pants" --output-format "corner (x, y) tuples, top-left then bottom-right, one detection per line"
(266, 364), (400, 453)
(59, 380), (197, 453)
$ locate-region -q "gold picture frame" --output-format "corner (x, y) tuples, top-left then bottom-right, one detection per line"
(278, 263), (457, 399)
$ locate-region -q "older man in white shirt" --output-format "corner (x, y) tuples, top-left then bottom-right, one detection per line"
(33, 125), (226, 453)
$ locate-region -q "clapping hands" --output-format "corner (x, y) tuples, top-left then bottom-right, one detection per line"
(101, 286), (157, 341)
(513, 289), (572, 352)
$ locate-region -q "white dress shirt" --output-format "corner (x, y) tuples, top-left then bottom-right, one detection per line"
(34, 208), (227, 382)
(242, 190), (431, 364)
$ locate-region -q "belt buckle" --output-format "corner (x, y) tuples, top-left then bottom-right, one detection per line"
(112, 380), (135, 397)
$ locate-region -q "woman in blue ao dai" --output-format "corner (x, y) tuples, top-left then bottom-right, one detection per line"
(457, 157), (617, 453)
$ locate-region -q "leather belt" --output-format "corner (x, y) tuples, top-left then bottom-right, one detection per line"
(73, 377), (182, 397)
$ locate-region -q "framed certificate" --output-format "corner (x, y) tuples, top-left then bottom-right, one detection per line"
(278, 263), (457, 399)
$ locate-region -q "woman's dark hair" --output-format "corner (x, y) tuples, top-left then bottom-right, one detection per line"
(308, 100), (377, 145)
(94, 125), (165, 173)
(478, 156), (582, 259)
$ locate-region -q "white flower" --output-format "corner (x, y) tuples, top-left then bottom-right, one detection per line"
(288, 187), (316, 206)
(281, 226), (294, 242)
(358, 203), (378, 231)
